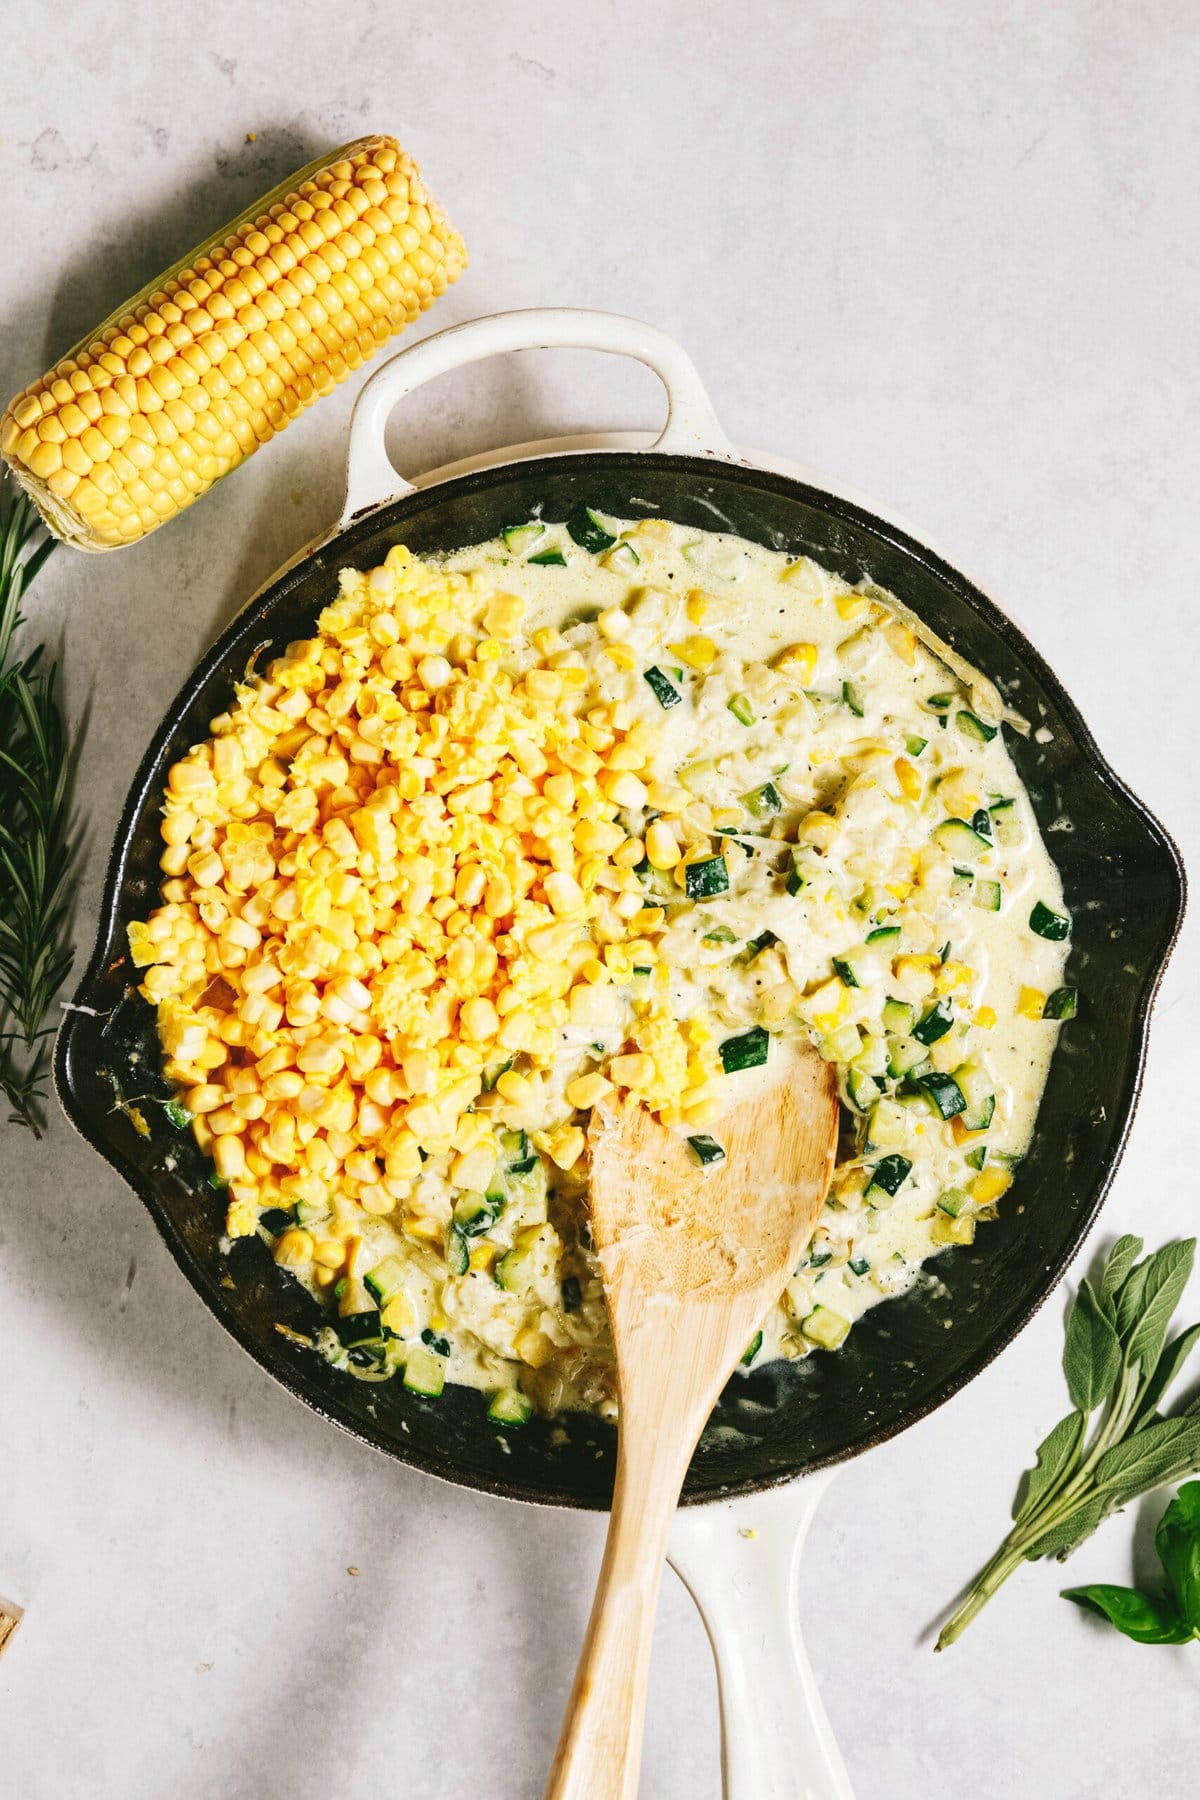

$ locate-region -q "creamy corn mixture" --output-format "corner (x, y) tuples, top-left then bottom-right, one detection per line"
(129, 509), (1072, 1423)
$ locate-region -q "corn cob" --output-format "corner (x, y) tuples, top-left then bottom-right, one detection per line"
(1, 136), (466, 551)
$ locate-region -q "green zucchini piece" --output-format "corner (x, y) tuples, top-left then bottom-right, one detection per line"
(445, 1224), (469, 1276)
(685, 854), (729, 899)
(960, 1093), (995, 1132)
(886, 1034), (926, 1079)
(741, 781), (782, 820)
(988, 797), (1021, 846)
(801, 1306), (850, 1350)
(933, 818), (990, 860)
(849, 1256), (871, 1276)
(163, 1098), (191, 1129)
(868, 1152), (912, 1198)
(720, 1027), (770, 1073)
(687, 1134), (726, 1166)
(882, 997), (916, 1035)
(487, 1387), (533, 1427)
(905, 735), (928, 758)
(832, 946), (877, 989)
(937, 1187), (970, 1217)
(741, 1330), (763, 1366)
(974, 878), (1003, 912)
(866, 925), (901, 947)
(528, 547), (567, 566)
(964, 1146), (988, 1170)
(1029, 901), (1070, 941)
(258, 1207), (292, 1235)
(926, 693), (954, 712)
(727, 692), (756, 726)
(1043, 985), (1078, 1020)
(402, 1345), (446, 1398)
(364, 1257), (407, 1308)
(643, 665), (682, 709)
(702, 923), (738, 945)
(956, 710), (998, 743)
(607, 539), (641, 571)
(454, 1191), (504, 1238)
(502, 522), (546, 555)
(918, 1072), (967, 1119)
(842, 680), (865, 718)
(420, 1328), (451, 1357)
(912, 999), (954, 1045)
(295, 1194), (328, 1228)
(334, 1310), (384, 1350)
(950, 866), (975, 899)
(566, 505), (617, 553)
(847, 1067), (880, 1111)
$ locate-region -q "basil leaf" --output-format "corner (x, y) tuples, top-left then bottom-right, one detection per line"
(1063, 1280), (1121, 1415)
(1124, 1240), (1197, 1383)
(1024, 1494), (1109, 1562)
(1093, 1416), (1200, 1503)
(1156, 1481), (1200, 1630)
(1012, 1410), (1085, 1523)
(1099, 1234), (1144, 1322)
(1061, 1584), (1193, 1645)
(1133, 1323), (1200, 1429)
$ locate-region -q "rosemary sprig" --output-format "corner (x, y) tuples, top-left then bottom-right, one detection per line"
(0, 485), (75, 1136)
(937, 1235), (1200, 1648)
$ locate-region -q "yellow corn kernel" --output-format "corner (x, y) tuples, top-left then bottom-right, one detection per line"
(884, 622), (916, 664)
(798, 811), (838, 850)
(1018, 986), (1046, 1020)
(566, 1072), (613, 1110)
(667, 637), (717, 672)
(313, 1237), (347, 1271)
(808, 977), (850, 1033)
(3, 138), (466, 550)
(936, 961), (975, 994)
(835, 592), (868, 619)
(974, 1005), (997, 1030)
(603, 643), (637, 671)
(274, 1229), (314, 1269)
(515, 1328), (556, 1369)
(972, 1166), (1013, 1206)
(610, 1052), (655, 1089)
(467, 1242), (499, 1275)
(775, 642), (818, 684)
(495, 1070), (533, 1105)
(894, 757), (921, 801)
(483, 593), (523, 638)
(545, 1124), (585, 1170)
(382, 1295), (414, 1331)
(644, 819), (680, 870)
(685, 589), (713, 624)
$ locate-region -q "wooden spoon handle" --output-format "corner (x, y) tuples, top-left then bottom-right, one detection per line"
(544, 1421), (699, 1800)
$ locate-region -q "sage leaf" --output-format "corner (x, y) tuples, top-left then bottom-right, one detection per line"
(1061, 1584), (1193, 1645)
(1093, 1416), (1200, 1503)
(1156, 1481), (1200, 1630)
(1133, 1323), (1200, 1428)
(1013, 1410), (1084, 1523)
(1099, 1234), (1144, 1321)
(1024, 1493), (1109, 1562)
(1124, 1240), (1197, 1383)
(1063, 1280), (1121, 1415)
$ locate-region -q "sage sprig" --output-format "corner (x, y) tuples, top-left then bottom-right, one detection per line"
(937, 1236), (1200, 1648)
(1063, 1481), (1200, 1645)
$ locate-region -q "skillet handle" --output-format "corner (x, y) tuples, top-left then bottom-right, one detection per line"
(338, 307), (735, 527)
(667, 1473), (856, 1800)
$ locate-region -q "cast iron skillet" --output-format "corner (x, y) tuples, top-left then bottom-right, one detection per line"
(54, 311), (1185, 1510)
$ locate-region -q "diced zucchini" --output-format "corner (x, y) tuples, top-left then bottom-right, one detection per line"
(918, 1072), (967, 1119)
(606, 539), (641, 572)
(701, 923), (738, 946)
(163, 1098), (191, 1129)
(961, 1094), (995, 1132)
(820, 1023), (863, 1064)
(905, 735), (928, 757)
(964, 1145), (988, 1170)
(741, 1330), (763, 1366)
(926, 693), (954, 712)
(851, 1033), (889, 1076)
(295, 1194), (328, 1228)
(454, 1191), (504, 1238)
(487, 1387), (533, 1427)
(1029, 901), (1071, 941)
(494, 1225), (553, 1294)
(931, 1210), (976, 1246)
(842, 680), (865, 718)
(741, 781), (782, 820)
(402, 1345), (446, 1398)
(685, 854), (729, 899)
(720, 1027), (770, 1073)
(687, 1134), (726, 1166)
(644, 665), (682, 708)
(1043, 986), (1078, 1020)
(482, 1056), (514, 1091)
(847, 1067), (880, 1111)
(364, 1256), (407, 1308)
(801, 1306), (851, 1350)
(445, 1224), (469, 1276)
(957, 709), (998, 743)
(868, 1153), (912, 1198)
(974, 878), (1003, 912)
(727, 692), (756, 726)
(913, 999), (954, 1045)
(989, 797), (1022, 846)
(258, 1207), (293, 1235)
(867, 1098), (907, 1150)
(882, 998), (916, 1036)
(734, 929), (779, 966)
(566, 504), (617, 552)
(502, 522), (546, 555)
(936, 1187), (970, 1217)
(886, 1033), (926, 1078)
(866, 925), (901, 947)
(832, 945), (879, 989)
(334, 1309), (384, 1350)
(953, 1061), (992, 1109)
(970, 808), (994, 841)
(849, 1256), (871, 1276)
(933, 818), (990, 860)
(528, 547), (566, 566)
(950, 866), (975, 899)
(421, 1327), (451, 1357)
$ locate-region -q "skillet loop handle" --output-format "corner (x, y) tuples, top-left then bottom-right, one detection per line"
(338, 307), (735, 527)
(668, 1474), (856, 1800)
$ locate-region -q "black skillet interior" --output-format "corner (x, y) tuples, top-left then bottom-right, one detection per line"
(55, 453), (1185, 1509)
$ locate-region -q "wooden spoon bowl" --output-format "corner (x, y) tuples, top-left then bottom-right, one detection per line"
(545, 1038), (840, 1799)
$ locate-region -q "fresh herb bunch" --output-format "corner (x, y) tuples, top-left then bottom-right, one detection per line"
(1063, 1481), (1200, 1645)
(937, 1235), (1200, 1649)
(0, 484), (74, 1135)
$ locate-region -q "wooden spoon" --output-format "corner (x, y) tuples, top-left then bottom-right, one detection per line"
(545, 1038), (840, 1800)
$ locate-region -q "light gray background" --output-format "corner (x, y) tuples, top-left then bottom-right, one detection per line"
(2, 3), (1198, 1795)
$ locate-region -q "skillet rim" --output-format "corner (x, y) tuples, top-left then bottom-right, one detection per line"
(53, 449), (1187, 1508)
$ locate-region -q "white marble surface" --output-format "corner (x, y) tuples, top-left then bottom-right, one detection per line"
(2, 3), (1198, 1795)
